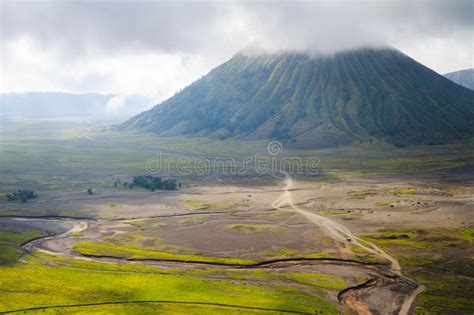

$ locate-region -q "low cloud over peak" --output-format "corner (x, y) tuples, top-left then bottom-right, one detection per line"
(1, 0), (472, 99)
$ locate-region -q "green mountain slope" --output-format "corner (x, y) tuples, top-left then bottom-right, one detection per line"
(444, 68), (474, 90)
(119, 48), (474, 148)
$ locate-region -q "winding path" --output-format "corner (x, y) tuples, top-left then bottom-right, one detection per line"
(272, 174), (424, 314)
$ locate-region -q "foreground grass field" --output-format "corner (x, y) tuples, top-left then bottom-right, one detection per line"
(1, 262), (337, 313)
(8, 303), (304, 314)
(0, 226), (342, 314)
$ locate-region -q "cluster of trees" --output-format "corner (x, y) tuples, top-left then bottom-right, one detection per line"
(132, 175), (178, 191)
(113, 179), (134, 189)
(6, 189), (37, 203)
(113, 176), (178, 191)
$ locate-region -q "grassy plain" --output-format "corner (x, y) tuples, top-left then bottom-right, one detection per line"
(0, 120), (473, 314)
(0, 120), (472, 196)
(0, 226), (342, 314)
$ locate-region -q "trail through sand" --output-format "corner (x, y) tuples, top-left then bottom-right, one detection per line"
(272, 174), (424, 315)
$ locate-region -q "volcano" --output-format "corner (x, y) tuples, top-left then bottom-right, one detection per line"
(120, 48), (474, 148)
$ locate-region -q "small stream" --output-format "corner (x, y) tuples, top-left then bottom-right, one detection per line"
(0, 217), (71, 234)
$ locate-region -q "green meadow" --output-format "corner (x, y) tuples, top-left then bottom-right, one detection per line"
(0, 225), (342, 314)
(0, 120), (472, 195)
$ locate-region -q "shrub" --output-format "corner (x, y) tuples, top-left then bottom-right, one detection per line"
(5, 189), (37, 203)
(132, 175), (177, 191)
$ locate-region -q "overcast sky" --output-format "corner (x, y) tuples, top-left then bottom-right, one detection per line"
(1, 0), (473, 103)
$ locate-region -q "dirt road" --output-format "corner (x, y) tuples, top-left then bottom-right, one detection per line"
(272, 174), (424, 314)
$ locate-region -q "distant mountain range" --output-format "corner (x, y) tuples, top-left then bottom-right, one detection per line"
(444, 68), (474, 90)
(119, 47), (474, 148)
(0, 92), (154, 119)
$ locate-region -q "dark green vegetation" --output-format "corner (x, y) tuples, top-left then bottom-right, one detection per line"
(114, 179), (134, 189)
(113, 176), (177, 190)
(132, 175), (177, 191)
(6, 189), (38, 203)
(363, 227), (474, 314)
(120, 48), (474, 148)
(444, 68), (474, 90)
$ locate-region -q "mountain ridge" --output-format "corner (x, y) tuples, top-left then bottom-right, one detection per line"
(120, 47), (474, 148)
(444, 68), (474, 90)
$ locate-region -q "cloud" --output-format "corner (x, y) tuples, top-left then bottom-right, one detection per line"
(236, 0), (473, 54)
(2, 0), (472, 55)
(1, 1), (226, 56)
(0, 35), (218, 101)
(1, 0), (472, 97)
(105, 95), (126, 112)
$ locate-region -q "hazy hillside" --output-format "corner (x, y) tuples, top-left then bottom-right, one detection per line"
(0, 92), (154, 119)
(120, 48), (474, 148)
(444, 68), (474, 90)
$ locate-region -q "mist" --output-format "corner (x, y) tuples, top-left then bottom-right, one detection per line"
(1, 0), (472, 98)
